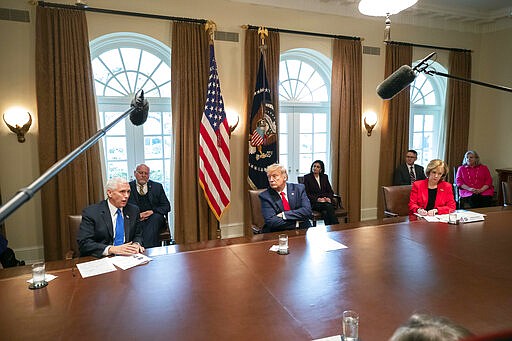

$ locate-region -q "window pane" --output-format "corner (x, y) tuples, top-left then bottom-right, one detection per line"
(413, 115), (424, 132)
(104, 112), (126, 135)
(279, 133), (288, 154)
(314, 133), (327, 153)
(424, 115), (434, 131)
(300, 133), (312, 153)
(280, 113), (288, 134)
(299, 154), (312, 174)
(108, 161), (128, 179)
(313, 113), (327, 133)
(412, 133), (423, 149)
(144, 114), (162, 135)
(144, 136), (163, 159)
(106, 136), (127, 160)
(300, 113), (312, 133)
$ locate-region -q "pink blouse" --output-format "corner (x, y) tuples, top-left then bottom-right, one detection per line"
(455, 164), (494, 198)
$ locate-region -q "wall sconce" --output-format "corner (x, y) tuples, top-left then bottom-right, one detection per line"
(364, 111), (377, 137)
(226, 108), (240, 136)
(3, 108), (32, 143)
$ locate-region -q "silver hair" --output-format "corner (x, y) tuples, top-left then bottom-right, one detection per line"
(105, 177), (128, 192)
(462, 150), (481, 166)
(266, 163), (288, 180)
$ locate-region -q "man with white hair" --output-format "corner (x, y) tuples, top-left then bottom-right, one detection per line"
(78, 177), (144, 258)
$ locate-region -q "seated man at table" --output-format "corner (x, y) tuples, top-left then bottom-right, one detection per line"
(77, 177), (145, 258)
(259, 163), (312, 233)
(128, 164), (170, 248)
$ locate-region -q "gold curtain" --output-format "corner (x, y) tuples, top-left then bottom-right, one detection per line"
(242, 29), (280, 235)
(35, 7), (103, 260)
(444, 51), (472, 181)
(331, 38), (363, 223)
(376, 44), (413, 218)
(171, 22), (217, 243)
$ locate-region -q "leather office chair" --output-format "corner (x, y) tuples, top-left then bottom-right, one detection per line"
(248, 189), (265, 234)
(66, 215), (82, 259)
(502, 181), (512, 206)
(382, 185), (412, 217)
(159, 215), (175, 246)
(298, 176), (348, 226)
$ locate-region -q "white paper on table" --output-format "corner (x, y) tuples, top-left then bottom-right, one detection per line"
(313, 335), (342, 341)
(307, 229), (348, 252)
(269, 245), (280, 252)
(109, 254), (152, 270)
(26, 274), (58, 284)
(76, 258), (117, 278)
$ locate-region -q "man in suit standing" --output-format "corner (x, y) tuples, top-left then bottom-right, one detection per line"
(259, 163), (312, 233)
(78, 178), (144, 258)
(128, 164), (170, 248)
(393, 149), (426, 185)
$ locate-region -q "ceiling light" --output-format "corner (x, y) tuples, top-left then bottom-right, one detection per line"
(358, 0), (418, 17)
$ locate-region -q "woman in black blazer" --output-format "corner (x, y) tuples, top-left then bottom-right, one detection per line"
(303, 160), (339, 225)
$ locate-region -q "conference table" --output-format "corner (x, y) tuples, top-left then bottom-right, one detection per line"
(1, 207), (512, 340)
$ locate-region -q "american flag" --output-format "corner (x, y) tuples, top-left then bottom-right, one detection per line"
(199, 44), (231, 220)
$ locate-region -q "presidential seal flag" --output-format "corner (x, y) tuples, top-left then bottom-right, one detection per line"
(248, 52), (277, 189)
(199, 43), (231, 220)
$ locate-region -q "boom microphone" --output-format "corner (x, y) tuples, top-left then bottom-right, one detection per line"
(376, 65), (416, 100)
(376, 52), (437, 100)
(130, 90), (149, 126)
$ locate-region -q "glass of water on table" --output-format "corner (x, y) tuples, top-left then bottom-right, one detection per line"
(342, 310), (359, 340)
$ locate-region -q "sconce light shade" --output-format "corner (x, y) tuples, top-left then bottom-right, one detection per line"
(359, 0), (418, 16)
(3, 110), (32, 143)
(226, 109), (240, 136)
(364, 111), (378, 137)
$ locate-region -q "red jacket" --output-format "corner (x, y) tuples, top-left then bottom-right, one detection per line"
(409, 179), (456, 215)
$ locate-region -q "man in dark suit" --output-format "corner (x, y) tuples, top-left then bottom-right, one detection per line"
(393, 149), (426, 185)
(259, 163), (312, 233)
(77, 178), (144, 258)
(128, 164), (170, 248)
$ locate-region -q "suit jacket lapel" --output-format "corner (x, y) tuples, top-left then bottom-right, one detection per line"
(101, 200), (114, 240)
(287, 185), (296, 210)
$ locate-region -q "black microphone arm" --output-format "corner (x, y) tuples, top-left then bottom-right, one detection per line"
(0, 90), (149, 224)
(424, 69), (512, 93)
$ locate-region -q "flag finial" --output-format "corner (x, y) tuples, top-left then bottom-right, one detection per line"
(205, 20), (217, 43)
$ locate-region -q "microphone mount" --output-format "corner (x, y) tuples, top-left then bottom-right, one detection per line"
(0, 91), (149, 224)
(423, 68), (512, 93)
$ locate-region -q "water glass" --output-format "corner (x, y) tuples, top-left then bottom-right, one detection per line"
(342, 310), (359, 341)
(278, 234), (289, 255)
(32, 262), (46, 287)
(449, 212), (458, 224)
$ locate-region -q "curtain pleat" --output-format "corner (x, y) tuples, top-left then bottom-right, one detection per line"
(171, 22), (216, 243)
(331, 39), (362, 222)
(376, 44), (413, 218)
(35, 7), (103, 260)
(444, 51), (472, 181)
(242, 29), (280, 235)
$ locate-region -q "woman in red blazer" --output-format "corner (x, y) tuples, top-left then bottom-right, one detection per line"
(409, 159), (456, 216)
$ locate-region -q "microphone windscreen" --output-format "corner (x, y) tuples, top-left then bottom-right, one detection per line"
(130, 91), (149, 126)
(376, 65), (416, 100)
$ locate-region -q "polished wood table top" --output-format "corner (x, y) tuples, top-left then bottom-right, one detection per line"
(1, 208), (511, 340)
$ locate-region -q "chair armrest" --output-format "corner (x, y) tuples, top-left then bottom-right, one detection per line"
(333, 194), (343, 208)
(384, 210), (399, 218)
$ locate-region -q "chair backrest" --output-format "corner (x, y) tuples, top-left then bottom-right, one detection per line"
(297, 176), (304, 184)
(248, 189), (265, 233)
(382, 185), (412, 217)
(66, 215), (82, 259)
(502, 181), (512, 206)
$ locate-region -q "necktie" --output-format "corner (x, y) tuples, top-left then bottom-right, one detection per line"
(138, 184), (145, 195)
(114, 208), (124, 246)
(280, 192), (291, 211)
(409, 166), (416, 183)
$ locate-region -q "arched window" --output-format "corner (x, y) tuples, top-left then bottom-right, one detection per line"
(279, 49), (332, 181)
(409, 61), (447, 166)
(90, 33), (172, 201)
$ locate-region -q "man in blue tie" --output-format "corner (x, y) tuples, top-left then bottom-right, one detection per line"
(78, 178), (144, 258)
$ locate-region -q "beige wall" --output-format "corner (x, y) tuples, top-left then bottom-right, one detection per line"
(1, 0), (510, 261)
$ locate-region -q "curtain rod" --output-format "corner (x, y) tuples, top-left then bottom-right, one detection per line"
(245, 24), (360, 41)
(385, 40), (471, 53)
(37, 1), (207, 24)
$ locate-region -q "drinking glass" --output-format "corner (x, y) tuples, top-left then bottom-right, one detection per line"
(342, 310), (359, 341)
(278, 234), (289, 254)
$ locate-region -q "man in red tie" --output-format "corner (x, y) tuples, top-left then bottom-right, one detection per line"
(259, 164), (312, 233)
